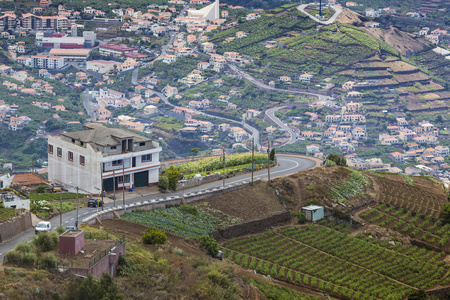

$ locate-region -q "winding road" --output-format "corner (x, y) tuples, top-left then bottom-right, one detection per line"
(0, 155), (317, 262)
(265, 106), (298, 146)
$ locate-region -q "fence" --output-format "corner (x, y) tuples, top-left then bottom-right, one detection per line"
(88, 235), (125, 269)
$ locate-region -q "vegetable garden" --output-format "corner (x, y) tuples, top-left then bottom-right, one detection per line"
(222, 225), (450, 300)
(121, 206), (221, 238)
(329, 168), (370, 203)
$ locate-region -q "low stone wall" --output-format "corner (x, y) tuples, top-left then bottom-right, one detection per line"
(83, 180), (261, 225)
(0, 212), (32, 244)
(212, 211), (292, 241)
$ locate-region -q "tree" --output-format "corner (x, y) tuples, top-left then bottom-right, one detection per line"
(269, 148), (276, 162)
(166, 166), (181, 191)
(199, 236), (219, 256)
(326, 154), (347, 166)
(442, 203), (450, 223)
(191, 147), (198, 161)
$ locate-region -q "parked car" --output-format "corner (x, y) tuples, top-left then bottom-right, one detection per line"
(35, 221), (52, 234)
(88, 199), (103, 208)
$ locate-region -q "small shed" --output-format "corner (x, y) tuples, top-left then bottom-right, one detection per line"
(59, 230), (85, 256)
(302, 205), (324, 222)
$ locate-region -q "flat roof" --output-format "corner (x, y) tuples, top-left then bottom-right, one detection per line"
(49, 48), (91, 56)
(100, 44), (138, 52)
(302, 205), (323, 210)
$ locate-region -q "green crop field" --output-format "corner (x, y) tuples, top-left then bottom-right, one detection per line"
(361, 204), (450, 249)
(222, 225), (450, 299)
(121, 206), (221, 238)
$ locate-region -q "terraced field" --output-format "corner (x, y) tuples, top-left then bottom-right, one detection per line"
(222, 225), (450, 300)
(360, 204), (450, 250)
(375, 176), (447, 219)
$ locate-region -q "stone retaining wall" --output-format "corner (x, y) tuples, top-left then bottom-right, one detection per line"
(0, 212), (32, 244)
(212, 211), (292, 241)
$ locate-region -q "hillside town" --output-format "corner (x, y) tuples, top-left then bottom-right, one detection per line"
(0, 0), (450, 299)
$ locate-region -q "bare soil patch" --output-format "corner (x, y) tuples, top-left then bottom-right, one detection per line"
(195, 182), (286, 222)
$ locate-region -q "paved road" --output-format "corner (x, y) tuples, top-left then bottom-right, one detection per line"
(227, 64), (332, 103)
(0, 155), (316, 262)
(297, 4), (342, 25)
(265, 106), (298, 145)
(81, 89), (98, 119)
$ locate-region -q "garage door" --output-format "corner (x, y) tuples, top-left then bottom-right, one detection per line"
(103, 178), (114, 191)
(134, 171), (149, 187)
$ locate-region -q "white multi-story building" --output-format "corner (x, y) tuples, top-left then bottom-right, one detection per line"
(48, 124), (162, 194)
(25, 55), (66, 69)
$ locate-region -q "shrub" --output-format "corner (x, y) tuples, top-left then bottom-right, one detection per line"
(297, 212), (306, 224)
(19, 252), (37, 268)
(40, 253), (57, 268)
(158, 175), (169, 192)
(199, 236), (219, 256)
(178, 204), (199, 216)
(142, 226), (167, 244)
(173, 247), (185, 256)
(36, 186), (45, 193)
(33, 231), (58, 252)
(442, 203), (450, 223)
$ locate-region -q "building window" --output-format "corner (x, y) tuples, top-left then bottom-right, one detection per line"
(80, 155), (85, 165)
(118, 175), (130, 183)
(142, 154), (152, 162)
(57, 147), (62, 157)
(48, 144), (53, 154)
(112, 159), (123, 166)
(68, 151), (73, 161)
(111, 146), (116, 150)
(139, 142), (145, 146)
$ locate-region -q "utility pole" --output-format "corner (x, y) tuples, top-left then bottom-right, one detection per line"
(222, 147), (225, 187)
(267, 141), (271, 182)
(75, 186), (79, 228)
(113, 169), (116, 208)
(122, 160), (125, 210)
(100, 162), (104, 211)
(251, 137), (254, 186)
(59, 184), (62, 227)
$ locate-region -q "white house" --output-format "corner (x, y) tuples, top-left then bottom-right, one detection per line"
(48, 124), (162, 194)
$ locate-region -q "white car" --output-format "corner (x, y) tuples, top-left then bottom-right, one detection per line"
(35, 221), (52, 234)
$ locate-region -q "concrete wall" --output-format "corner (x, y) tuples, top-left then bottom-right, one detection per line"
(48, 136), (104, 194)
(212, 211), (292, 240)
(0, 212), (32, 243)
(70, 242), (126, 277)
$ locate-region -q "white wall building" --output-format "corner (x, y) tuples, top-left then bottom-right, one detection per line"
(25, 55), (66, 69)
(48, 124), (162, 194)
(187, 0), (219, 21)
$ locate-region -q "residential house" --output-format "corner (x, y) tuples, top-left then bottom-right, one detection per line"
(48, 124), (162, 194)
(389, 152), (406, 164)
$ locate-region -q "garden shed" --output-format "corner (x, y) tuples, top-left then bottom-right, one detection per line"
(301, 205), (324, 222)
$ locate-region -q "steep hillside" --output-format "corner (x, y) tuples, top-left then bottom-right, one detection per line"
(210, 9), (400, 85)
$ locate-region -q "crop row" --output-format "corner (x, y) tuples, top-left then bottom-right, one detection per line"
(223, 227), (419, 299)
(360, 204), (450, 248)
(222, 225), (449, 300)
